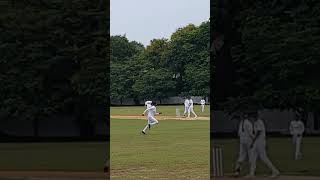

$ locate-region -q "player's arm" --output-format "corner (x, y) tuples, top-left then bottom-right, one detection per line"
(142, 106), (153, 116)
(250, 130), (260, 148)
(289, 122), (294, 135)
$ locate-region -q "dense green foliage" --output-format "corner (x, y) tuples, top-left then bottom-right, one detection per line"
(111, 22), (210, 103)
(0, 0), (108, 137)
(212, 0), (320, 112)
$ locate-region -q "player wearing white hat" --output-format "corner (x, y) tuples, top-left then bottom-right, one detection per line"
(141, 101), (161, 134)
(145, 100), (152, 108)
(249, 112), (279, 178)
(289, 113), (305, 160)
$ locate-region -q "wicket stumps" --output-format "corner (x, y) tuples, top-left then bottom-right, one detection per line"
(212, 146), (224, 177)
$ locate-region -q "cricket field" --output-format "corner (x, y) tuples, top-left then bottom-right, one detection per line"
(212, 137), (320, 179)
(111, 105), (210, 179)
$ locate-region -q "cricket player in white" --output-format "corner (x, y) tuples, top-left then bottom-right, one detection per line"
(145, 100), (152, 108)
(234, 113), (254, 176)
(141, 101), (160, 134)
(187, 98), (198, 118)
(200, 99), (206, 112)
(289, 115), (305, 160)
(249, 113), (279, 178)
(183, 98), (190, 116)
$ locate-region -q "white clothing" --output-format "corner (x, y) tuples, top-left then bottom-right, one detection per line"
(142, 105), (159, 133)
(235, 119), (254, 171)
(290, 120), (304, 135)
(253, 119), (266, 141)
(249, 119), (279, 176)
(289, 120), (304, 160)
(145, 101), (152, 108)
(200, 99), (205, 112)
(238, 119), (254, 144)
(184, 99), (190, 115)
(187, 99), (197, 118)
(200, 99), (205, 105)
(143, 106), (156, 118)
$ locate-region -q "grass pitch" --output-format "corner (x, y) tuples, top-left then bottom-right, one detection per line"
(212, 137), (320, 177)
(111, 105), (210, 179)
(0, 142), (107, 171)
(111, 105), (210, 117)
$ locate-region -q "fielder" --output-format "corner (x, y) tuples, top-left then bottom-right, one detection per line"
(187, 98), (197, 118)
(145, 100), (152, 108)
(200, 99), (206, 112)
(183, 98), (190, 116)
(234, 113), (254, 176)
(289, 114), (305, 160)
(141, 101), (161, 134)
(249, 112), (280, 178)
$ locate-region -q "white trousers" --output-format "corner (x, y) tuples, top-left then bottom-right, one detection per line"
(142, 116), (159, 132)
(187, 106), (197, 118)
(292, 134), (302, 160)
(201, 104), (205, 112)
(235, 142), (253, 170)
(184, 105), (189, 115)
(249, 140), (279, 176)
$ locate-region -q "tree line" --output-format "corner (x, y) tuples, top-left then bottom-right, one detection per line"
(0, 0), (108, 137)
(111, 21), (210, 104)
(212, 0), (320, 114)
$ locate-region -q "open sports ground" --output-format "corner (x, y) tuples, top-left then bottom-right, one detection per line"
(111, 105), (210, 179)
(0, 142), (107, 180)
(212, 137), (320, 180)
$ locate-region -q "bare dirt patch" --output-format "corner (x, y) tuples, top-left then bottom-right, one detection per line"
(111, 115), (209, 120)
(0, 171), (107, 180)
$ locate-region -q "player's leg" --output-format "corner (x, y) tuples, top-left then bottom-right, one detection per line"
(201, 105), (204, 112)
(292, 135), (298, 159)
(235, 143), (247, 175)
(142, 123), (149, 134)
(149, 116), (159, 126)
(296, 136), (302, 159)
(257, 141), (279, 176)
(191, 107), (198, 118)
(187, 106), (191, 118)
(184, 106), (187, 115)
(248, 146), (257, 177)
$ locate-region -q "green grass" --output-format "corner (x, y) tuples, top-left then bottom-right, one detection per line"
(212, 137), (320, 176)
(0, 142), (107, 171)
(111, 105), (210, 117)
(111, 119), (210, 179)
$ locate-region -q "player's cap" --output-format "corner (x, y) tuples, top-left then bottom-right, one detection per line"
(151, 101), (157, 106)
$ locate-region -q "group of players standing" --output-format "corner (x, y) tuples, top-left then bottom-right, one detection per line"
(183, 98), (206, 118)
(234, 110), (305, 178)
(140, 98), (206, 134)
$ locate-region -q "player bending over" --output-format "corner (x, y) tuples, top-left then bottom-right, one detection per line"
(141, 101), (161, 134)
(248, 112), (280, 178)
(289, 113), (305, 160)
